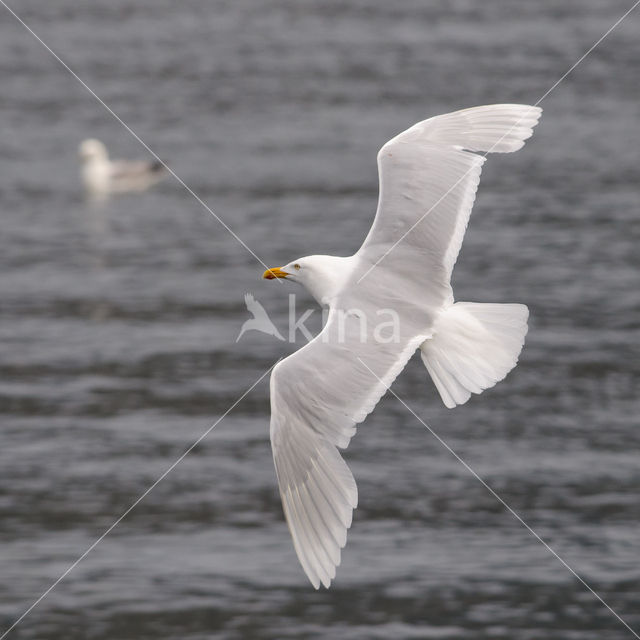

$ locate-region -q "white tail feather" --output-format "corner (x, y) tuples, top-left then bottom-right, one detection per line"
(421, 302), (529, 408)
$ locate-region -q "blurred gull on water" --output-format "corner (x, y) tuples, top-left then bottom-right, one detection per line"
(78, 138), (166, 199)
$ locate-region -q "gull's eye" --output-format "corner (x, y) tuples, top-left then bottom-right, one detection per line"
(294, 263), (301, 270)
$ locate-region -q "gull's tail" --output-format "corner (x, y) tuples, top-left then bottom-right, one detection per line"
(150, 160), (166, 174)
(420, 302), (528, 408)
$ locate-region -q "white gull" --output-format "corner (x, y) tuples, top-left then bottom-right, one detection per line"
(78, 138), (166, 196)
(262, 104), (542, 588)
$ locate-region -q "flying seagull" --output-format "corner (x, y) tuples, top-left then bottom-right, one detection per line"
(262, 104), (541, 588)
(78, 138), (166, 196)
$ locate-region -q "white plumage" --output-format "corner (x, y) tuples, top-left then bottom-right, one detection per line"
(262, 104), (542, 588)
(78, 138), (166, 196)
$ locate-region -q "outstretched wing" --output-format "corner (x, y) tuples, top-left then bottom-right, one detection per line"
(270, 300), (426, 589)
(359, 104), (541, 301)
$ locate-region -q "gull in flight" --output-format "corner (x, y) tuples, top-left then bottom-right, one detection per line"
(262, 104), (541, 588)
(78, 138), (166, 197)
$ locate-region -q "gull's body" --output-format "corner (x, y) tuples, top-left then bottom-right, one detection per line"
(262, 104), (541, 588)
(78, 139), (165, 197)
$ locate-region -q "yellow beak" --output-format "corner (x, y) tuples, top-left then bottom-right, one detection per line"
(263, 267), (289, 280)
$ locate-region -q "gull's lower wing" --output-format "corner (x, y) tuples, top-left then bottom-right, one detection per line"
(358, 104), (541, 293)
(269, 303), (426, 588)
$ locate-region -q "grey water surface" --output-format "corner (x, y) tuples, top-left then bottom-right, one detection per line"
(1, 1), (639, 638)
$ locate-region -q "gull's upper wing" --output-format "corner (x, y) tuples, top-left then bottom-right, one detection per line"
(270, 293), (428, 589)
(358, 104), (541, 302)
(108, 159), (165, 193)
(109, 160), (157, 179)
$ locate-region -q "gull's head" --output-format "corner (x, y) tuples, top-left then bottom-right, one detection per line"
(263, 255), (352, 305)
(79, 138), (108, 163)
(263, 259), (300, 281)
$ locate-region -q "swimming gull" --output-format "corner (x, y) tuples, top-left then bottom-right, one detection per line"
(78, 138), (165, 196)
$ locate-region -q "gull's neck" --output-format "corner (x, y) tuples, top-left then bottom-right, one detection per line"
(303, 255), (357, 307)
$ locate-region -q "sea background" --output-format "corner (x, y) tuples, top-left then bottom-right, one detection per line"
(1, 1), (639, 638)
